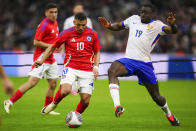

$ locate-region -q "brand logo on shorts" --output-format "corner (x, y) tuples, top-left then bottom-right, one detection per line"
(86, 36), (92, 42)
(89, 82), (94, 87)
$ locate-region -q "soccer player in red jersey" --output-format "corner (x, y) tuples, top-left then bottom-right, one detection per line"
(4, 3), (60, 115)
(34, 13), (101, 115)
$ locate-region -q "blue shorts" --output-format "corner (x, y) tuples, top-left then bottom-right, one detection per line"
(116, 58), (158, 85)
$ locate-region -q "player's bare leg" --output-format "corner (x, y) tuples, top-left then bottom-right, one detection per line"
(108, 61), (128, 117)
(144, 83), (180, 126)
(4, 76), (40, 114)
(41, 83), (72, 115)
(76, 93), (91, 113)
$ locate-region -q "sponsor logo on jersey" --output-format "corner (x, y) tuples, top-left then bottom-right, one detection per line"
(86, 36), (92, 42)
(147, 24), (153, 30)
(71, 38), (76, 42)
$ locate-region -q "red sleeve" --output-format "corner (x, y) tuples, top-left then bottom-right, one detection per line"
(34, 24), (49, 41)
(53, 32), (67, 48)
(93, 32), (101, 52)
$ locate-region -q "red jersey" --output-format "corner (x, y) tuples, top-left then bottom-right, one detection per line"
(54, 27), (101, 71)
(34, 18), (59, 64)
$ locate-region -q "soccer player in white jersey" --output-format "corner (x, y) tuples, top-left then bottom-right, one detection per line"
(63, 3), (93, 30)
(98, 4), (180, 126)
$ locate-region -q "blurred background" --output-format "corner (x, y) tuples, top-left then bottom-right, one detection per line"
(0, 0), (196, 55)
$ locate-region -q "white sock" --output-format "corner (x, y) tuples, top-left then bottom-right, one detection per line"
(161, 102), (171, 117)
(109, 84), (120, 107)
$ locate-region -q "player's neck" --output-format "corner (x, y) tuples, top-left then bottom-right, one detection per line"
(144, 19), (154, 24)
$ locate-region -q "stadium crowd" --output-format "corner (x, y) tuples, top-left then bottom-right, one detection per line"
(0, 0), (196, 55)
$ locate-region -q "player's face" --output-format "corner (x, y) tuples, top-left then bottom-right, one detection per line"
(45, 8), (58, 22)
(73, 5), (84, 14)
(140, 6), (153, 23)
(74, 19), (87, 34)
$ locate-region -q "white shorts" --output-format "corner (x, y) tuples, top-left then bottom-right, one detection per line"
(29, 62), (59, 79)
(60, 67), (94, 95)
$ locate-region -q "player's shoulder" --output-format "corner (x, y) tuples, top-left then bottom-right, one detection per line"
(59, 27), (75, 37)
(65, 16), (74, 22)
(153, 19), (166, 26)
(38, 18), (51, 31)
(126, 15), (140, 20)
(86, 27), (98, 35)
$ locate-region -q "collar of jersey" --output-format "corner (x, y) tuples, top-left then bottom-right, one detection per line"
(145, 19), (154, 24)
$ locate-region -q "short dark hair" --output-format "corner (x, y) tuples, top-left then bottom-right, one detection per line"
(75, 13), (87, 21)
(141, 3), (156, 12)
(45, 3), (57, 11)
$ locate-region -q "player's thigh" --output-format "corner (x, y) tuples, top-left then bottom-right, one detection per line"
(45, 62), (59, 79)
(78, 78), (94, 95)
(60, 83), (72, 94)
(29, 64), (46, 79)
(108, 61), (128, 77)
(60, 67), (76, 86)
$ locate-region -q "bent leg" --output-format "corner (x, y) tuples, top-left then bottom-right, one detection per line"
(76, 93), (91, 114)
(53, 83), (72, 105)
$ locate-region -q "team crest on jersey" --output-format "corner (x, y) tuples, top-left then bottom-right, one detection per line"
(86, 36), (92, 42)
(147, 24), (153, 30)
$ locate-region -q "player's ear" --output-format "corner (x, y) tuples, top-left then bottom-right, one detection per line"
(45, 10), (48, 17)
(73, 20), (77, 25)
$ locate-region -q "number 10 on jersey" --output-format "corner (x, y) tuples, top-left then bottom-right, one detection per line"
(77, 42), (84, 50)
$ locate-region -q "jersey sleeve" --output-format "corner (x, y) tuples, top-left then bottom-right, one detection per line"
(122, 15), (138, 29)
(157, 20), (168, 36)
(53, 32), (67, 48)
(34, 24), (49, 41)
(93, 32), (101, 52)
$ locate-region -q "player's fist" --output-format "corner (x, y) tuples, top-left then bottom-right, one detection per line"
(93, 66), (99, 80)
(2, 77), (14, 95)
(98, 17), (111, 28)
(167, 12), (176, 25)
(34, 60), (43, 68)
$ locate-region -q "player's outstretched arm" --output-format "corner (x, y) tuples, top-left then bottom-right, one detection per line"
(34, 40), (50, 49)
(98, 17), (125, 31)
(163, 12), (178, 34)
(34, 45), (56, 68)
(93, 51), (100, 80)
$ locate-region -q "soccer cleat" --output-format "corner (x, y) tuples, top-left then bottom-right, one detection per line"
(48, 111), (60, 115)
(41, 102), (57, 115)
(115, 105), (125, 117)
(4, 100), (12, 114)
(167, 114), (180, 126)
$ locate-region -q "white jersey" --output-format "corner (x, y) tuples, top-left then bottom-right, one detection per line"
(63, 16), (93, 30)
(123, 15), (167, 62)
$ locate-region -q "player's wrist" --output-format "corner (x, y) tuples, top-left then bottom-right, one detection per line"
(93, 66), (99, 70)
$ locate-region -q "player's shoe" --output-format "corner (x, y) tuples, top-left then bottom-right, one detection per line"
(48, 111), (60, 115)
(115, 105), (125, 117)
(4, 100), (13, 114)
(167, 113), (180, 126)
(41, 102), (57, 115)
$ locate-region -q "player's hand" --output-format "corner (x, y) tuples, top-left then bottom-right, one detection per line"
(93, 67), (99, 80)
(98, 17), (111, 28)
(167, 12), (176, 25)
(2, 77), (14, 95)
(34, 60), (43, 68)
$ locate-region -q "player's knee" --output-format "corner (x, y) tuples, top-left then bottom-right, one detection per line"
(29, 80), (38, 88)
(108, 67), (116, 77)
(61, 87), (72, 95)
(49, 81), (57, 90)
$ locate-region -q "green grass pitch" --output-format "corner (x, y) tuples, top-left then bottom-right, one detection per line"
(0, 77), (196, 131)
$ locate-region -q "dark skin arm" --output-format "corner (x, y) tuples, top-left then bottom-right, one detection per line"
(98, 17), (125, 31)
(163, 12), (178, 34)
